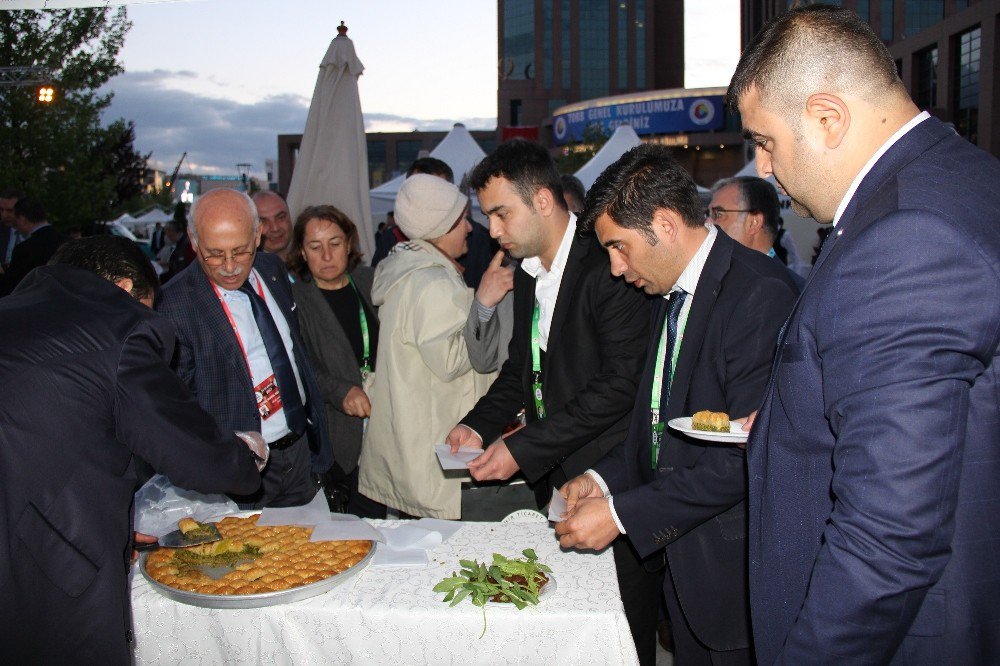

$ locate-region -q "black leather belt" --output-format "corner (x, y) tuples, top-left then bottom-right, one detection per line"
(269, 431), (302, 450)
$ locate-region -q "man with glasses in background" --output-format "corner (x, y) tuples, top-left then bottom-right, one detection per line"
(707, 176), (805, 289)
(158, 188), (332, 508)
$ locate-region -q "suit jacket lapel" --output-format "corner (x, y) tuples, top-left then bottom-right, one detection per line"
(664, 233), (732, 421)
(191, 266), (254, 389)
(545, 233), (589, 375)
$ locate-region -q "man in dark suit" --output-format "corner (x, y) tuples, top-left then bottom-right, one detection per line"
(158, 189), (333, 509)
(555, 144), (798, 665)
(728, 6), (1000, 663)
(0, 197), (66, 296)
(444, 139), (650, 656)
(0, 236), (264, 663)
(149, 221), (165, 255)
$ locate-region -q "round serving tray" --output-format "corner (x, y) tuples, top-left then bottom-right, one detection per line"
(139, 512), (377, 609)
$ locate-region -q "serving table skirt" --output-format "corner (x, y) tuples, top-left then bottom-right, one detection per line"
(130, 520), (639, 665)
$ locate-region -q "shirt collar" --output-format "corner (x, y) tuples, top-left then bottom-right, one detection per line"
(669, 223), (717, 297)
(521, 213), (577, 279)
(832, 111), (930, 227)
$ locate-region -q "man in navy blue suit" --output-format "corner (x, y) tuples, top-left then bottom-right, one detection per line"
(555, 145), (798, 665)
(729, 6), (1000, 664)
(159, 189), (333, 509)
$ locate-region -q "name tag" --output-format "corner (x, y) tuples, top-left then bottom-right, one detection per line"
(254, 374), (283, 420)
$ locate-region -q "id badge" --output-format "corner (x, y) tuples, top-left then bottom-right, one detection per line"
(532, 380), (547, 420)
(651, 422), (664, 470)
(254, 374), (283, 420)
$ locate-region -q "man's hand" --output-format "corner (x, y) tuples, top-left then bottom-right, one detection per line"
(468, 439), (520, 481)
(554, 497), (620, 551)
(560, 474), (605, 515)
(445, 424), (484, 454)
(132, 532), (157, 562)
(735, 410), (758, 450)
(342, 385), (372, 418)
(235, 431), (269, 470)
(474, 251), (515, 309)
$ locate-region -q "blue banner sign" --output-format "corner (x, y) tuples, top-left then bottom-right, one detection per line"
(551, 94), (725, 145)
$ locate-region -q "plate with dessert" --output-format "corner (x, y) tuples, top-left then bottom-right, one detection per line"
(140, 512), (375, 609)
(668, 410), (748, 444)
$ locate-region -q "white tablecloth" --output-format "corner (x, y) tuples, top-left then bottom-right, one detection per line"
(130, 520), (639, 665)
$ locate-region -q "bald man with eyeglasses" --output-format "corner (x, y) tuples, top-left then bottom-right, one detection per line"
(158, 188), (333, 509)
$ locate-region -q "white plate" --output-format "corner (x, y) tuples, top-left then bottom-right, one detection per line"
(667, 417), (748, 444)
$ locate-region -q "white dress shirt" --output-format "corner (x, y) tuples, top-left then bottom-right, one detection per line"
(217, 269), (305, 443)
(832, 111), (930, 227)
(519, 213), (577, 351)
(588, 224), (718, 534)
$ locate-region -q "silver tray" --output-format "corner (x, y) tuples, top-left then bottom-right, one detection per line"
(139, 512), (377, 609)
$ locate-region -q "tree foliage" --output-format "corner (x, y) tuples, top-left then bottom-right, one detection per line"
(0, 9), (147, 228)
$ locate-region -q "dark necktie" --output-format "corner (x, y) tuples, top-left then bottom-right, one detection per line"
(239, 281), (307, 434)
(662, 289), (688, 406)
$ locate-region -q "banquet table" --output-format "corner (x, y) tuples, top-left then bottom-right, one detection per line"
(130, 520), (639, 665)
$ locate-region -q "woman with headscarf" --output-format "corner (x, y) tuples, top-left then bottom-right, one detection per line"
(287, 205), (385, 518)
(358, 174), (496, 519)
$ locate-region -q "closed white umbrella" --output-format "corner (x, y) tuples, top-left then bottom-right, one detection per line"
(287, 22), (374, 261)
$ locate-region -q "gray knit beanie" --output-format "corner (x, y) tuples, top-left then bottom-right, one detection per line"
(394, 173), (468, 240)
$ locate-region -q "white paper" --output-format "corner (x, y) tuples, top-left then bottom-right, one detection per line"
(378, 524), (443, 551)
(547, 488), (568, 523)
(412, 518), (465, 543)
(434, 444), (481, 470)
(256, 491), (331, 526)
(370, 546), (430, 567)
(309, 519), (385, 543)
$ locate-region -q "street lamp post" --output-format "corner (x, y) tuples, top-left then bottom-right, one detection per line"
(236, 162), (252, 192)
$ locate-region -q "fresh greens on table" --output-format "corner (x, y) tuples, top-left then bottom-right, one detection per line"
(433, 548), (552, 610)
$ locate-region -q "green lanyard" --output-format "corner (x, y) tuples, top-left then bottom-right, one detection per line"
(530, 300), (547, 419)
(347, 276), (372, 380)
(650, 297), (689, 469)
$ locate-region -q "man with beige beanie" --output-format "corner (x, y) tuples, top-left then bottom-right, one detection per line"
(357, 174), (496, 519)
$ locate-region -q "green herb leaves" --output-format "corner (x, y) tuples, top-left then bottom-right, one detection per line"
(433, 549), (552, 611)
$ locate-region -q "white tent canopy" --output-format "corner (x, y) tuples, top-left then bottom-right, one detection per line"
(370, 123), (487, 219)
(573, 125), (643, 191)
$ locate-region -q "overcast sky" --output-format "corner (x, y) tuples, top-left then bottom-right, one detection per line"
(100, 0), (740, 178)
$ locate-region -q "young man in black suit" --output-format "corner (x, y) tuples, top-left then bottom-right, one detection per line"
(0, 236), (264, 663)
(556, 144), (798, 665)
(444, 139), (651, 658)
(0, 197), (66, 296)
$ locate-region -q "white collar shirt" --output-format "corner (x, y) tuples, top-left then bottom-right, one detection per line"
(832, 111), (930, 227)
(519, 213), (577, 351)
(216, 268), (304, 443)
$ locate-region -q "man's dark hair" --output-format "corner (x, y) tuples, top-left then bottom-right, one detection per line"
(713, 176), (782, 239)
(50, 235), (159, 301)
(13, 197), (46, 224)
(579, 144), (704, 241)
(469, 139), (566, 211)
(407, 157), (454, 183)
(726, 5), (902, 117)
(0, 188), (25, 201)
(560, 174), (586, 205)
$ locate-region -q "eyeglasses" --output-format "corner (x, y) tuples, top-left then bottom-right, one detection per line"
(705, 207), (752, 221)
(199, 249), (254, 267)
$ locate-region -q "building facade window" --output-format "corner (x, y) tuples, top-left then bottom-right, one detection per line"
(904, 0), (943, 37)
(914, 45), (938, 109)
(635, 0), (646, 88)
(617, 2), (629, 89)
(396, 140), (422, 174)
(503, 0), (535, 81)
(579, 0), (610, 100)
(857, 0), (871, 21)
(367, 140), (387, 186)
(881, 0), (895, 40)
(561, 0), (572, 89)
(953, 25), (980, 143)
(543, 0), (554, 88)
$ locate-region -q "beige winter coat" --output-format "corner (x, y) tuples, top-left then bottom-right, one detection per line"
(358, 240), (495, 519)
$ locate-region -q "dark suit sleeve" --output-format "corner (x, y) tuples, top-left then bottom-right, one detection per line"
(114, 317), (260, 495)
(157, 294), (198, 391)
(461, 271), (533, 442)
(505, 271), (649, 482)
(775, 212), (998, 663)
(613, 275), (795, 557)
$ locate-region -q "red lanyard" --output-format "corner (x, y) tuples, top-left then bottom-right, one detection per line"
(213, 273), (266, 377)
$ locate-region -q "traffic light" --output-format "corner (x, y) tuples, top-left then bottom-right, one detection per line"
(37, 85), (55, 103)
